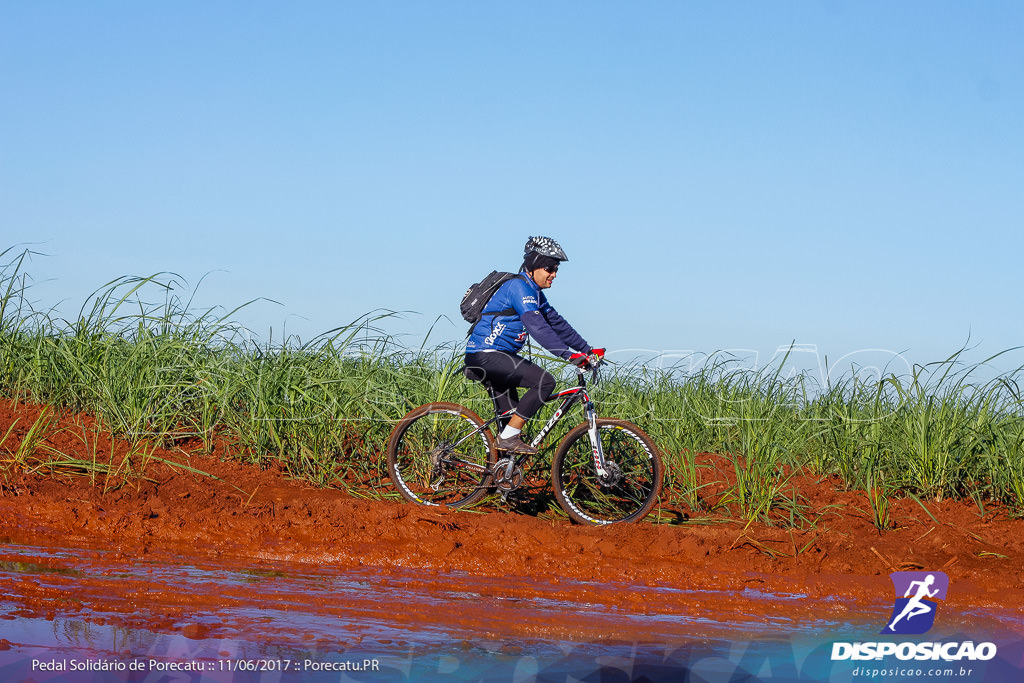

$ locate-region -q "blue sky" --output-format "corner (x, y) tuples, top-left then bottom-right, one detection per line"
(3, 2), (1022, 379)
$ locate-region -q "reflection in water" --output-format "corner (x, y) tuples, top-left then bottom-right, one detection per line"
(0, 541), (1021, 682)
(0, 559), (82, 576)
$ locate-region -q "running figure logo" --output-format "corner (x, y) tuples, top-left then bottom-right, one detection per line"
(882, 571), (949, 635)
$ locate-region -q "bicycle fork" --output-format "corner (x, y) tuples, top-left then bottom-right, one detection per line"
(530, 391), (609, 478)
(584, 400), (610, 478)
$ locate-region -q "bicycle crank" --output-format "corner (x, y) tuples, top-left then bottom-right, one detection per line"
(492, 456), (524, 496)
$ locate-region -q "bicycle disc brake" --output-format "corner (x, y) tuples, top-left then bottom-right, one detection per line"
(597, 461), (623, 488)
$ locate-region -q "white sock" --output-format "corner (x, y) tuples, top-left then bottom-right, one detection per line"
(499, 426), (522, 440)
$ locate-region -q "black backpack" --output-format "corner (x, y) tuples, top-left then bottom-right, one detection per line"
(460, 271), (525, 334)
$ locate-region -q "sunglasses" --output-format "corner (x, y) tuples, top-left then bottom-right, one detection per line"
(541, 265), (559, 273)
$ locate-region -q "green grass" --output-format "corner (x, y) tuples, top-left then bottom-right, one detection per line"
(4, 246), (1024, 525)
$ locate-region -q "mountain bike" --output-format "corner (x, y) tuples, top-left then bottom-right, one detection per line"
(385, 357), (663, 525)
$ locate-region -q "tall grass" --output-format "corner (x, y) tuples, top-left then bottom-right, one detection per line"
(4, 247), (1024, 523)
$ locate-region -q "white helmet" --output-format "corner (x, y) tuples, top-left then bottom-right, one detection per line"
(524, 236), (568, 261)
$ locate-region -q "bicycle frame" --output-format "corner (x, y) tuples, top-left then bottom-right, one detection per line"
(448, 365), (608, 479)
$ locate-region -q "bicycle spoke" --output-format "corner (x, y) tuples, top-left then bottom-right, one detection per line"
(387, 404), (495, 507)
(553, 420), (662, 524)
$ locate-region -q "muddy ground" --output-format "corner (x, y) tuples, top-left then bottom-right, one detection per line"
(1, 398), (1021, 645)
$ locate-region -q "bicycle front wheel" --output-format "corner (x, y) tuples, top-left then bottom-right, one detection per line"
(386, 402), (496, 508)
(552, 419), (663, 525)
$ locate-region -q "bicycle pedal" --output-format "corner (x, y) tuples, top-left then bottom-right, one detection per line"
(501, 492), (523, 506)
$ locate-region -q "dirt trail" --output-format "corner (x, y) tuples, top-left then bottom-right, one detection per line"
(1, 398), (1022, 642)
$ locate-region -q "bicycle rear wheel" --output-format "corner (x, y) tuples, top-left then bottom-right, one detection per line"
(552, 419), (663, 525)
(386, 402), (496, 507)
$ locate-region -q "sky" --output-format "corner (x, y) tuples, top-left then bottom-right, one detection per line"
(2, 1), (1022, 382)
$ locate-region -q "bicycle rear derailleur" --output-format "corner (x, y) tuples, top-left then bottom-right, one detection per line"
(428, 443), (452, 491)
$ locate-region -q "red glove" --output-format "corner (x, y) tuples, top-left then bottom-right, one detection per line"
(570, 348), (605, 369)
(569, 352), (592, 369)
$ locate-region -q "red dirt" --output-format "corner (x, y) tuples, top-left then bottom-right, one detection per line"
(1, 398), (1022, 643)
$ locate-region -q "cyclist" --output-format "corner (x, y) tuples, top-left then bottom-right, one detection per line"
(465, 236), (603, 455)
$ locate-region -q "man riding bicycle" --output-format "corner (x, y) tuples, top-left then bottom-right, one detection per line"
(465, 236), (603, 456)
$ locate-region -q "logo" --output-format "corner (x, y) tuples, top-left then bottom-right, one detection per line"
(831, 570), (997, 663)
(882, 571), (949, 635)
(484, 321), (506, 346)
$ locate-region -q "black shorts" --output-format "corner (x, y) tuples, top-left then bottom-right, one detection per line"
(464, 351), (556, 421)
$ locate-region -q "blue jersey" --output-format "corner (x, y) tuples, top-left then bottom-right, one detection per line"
(466, 270), (591, 359)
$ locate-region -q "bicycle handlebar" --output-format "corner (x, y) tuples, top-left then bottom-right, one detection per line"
(571, 355), (605, 385)
(568, 349), (605, 371)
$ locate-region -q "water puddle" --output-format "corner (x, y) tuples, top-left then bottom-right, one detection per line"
(1, 541), (1021, 681)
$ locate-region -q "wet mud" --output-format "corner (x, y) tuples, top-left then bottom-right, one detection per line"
(1, 398), (1022, 662)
